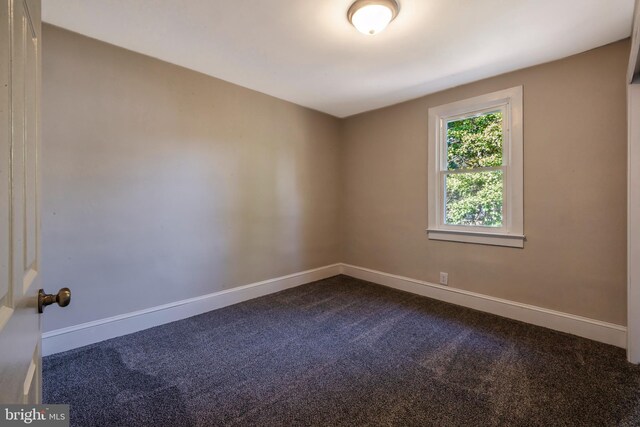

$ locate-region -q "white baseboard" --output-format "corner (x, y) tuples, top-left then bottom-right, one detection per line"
(42, 264), (342, 356)
(43, 262), (627, 356)
(340, 264), (627, 348)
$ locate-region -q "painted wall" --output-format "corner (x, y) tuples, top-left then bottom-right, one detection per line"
(342, 40), (629, 325)
(41, 25), (342, 332)
(42, 24), (629, 332)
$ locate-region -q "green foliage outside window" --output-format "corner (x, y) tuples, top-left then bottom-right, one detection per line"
(445, 112), (504, 226)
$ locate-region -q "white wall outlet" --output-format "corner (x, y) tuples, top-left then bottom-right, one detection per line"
(439, 272), (449, 286)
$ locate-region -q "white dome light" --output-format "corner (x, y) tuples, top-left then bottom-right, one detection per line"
(348, 0), (400, 36)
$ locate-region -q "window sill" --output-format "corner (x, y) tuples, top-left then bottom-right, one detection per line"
(426, 229), (525, 248)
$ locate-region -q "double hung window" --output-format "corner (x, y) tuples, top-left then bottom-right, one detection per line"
(427, 86), (524, 247)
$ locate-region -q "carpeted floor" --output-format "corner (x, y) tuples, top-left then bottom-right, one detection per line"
(44, 275), (640, 426)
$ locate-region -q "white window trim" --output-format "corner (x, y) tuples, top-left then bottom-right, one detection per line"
(427, 86), (524, 248)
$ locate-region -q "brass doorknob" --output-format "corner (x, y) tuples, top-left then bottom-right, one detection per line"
(38, 288), (71, 313)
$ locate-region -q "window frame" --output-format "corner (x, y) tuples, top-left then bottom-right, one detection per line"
(427, 86), (524, 248)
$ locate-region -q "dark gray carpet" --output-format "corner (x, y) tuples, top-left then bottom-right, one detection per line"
(44, 275), (640, 426)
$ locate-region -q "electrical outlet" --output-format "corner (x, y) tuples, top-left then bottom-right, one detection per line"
(439, 272), (449, 286)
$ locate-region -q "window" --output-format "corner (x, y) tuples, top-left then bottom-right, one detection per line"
(427, 86), (524, 247)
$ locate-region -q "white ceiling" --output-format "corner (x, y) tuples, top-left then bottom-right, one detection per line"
(42, 0), (634, 118)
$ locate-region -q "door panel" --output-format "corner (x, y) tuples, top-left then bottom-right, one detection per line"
(0, 0), (42, 404)
(23, 346), (39, 403)
(24, 6), (38, 276)
(0, 2), (9, 308)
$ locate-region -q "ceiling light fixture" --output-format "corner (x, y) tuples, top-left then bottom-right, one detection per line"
(348, 0), (400, 36)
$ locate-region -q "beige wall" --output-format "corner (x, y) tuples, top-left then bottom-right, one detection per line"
(342, 40), (630, 325)
(41, 25), (342, 332)
(42, 24), (630, 332)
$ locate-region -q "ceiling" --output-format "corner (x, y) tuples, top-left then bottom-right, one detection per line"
(42, 0), (634, 118)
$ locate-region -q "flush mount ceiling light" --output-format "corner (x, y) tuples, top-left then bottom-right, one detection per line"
(348, 0), (400, 36)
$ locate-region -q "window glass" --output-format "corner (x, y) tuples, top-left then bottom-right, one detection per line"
(446, 111), (503, 170)
(445, 170), (503, 227)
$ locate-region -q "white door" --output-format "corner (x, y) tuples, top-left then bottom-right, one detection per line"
(0, 0), (44, 404)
